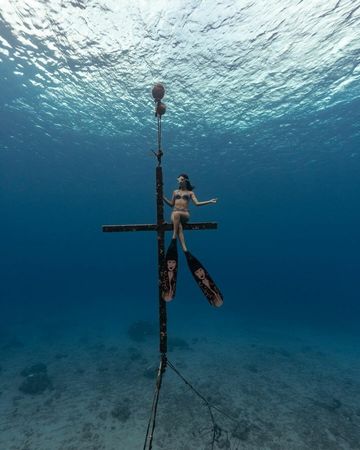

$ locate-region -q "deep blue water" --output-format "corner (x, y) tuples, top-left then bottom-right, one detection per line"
(1, 2), (360, 448)
(1, 0), (360, 336)
(1, 100), (359, 332)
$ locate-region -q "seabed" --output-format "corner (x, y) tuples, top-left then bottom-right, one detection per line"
(0, 311), (359, 450)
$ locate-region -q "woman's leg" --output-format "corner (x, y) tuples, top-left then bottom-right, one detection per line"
(171, 212), (189, 251)
(171, 212), (181, 239)
(178, 222), (188, 252)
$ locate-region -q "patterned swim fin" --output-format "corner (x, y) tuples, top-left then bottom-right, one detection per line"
(185, 251), (223, 307)
(161, 238), (178, 302)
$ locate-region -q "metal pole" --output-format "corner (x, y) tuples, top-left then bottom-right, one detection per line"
(156, 165), (167, 355)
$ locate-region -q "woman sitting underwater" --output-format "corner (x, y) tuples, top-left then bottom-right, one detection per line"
(163, 173), (218, 252)
(162, 173), (222, 307)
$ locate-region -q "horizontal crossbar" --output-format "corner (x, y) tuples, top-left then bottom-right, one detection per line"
(102, 222), (218, 232)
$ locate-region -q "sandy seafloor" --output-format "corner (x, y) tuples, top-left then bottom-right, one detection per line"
(1, 307), (360, 450)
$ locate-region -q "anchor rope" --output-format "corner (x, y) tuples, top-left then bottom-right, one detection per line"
(143, 354), (167, 450)
(167, 359), (242, 450)
(143, 357), (242, 450)
(157, 113), (162, 152)
(167, 359), (239, 424)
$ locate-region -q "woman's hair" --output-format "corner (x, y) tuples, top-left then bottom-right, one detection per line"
(178, 173), (195, 191)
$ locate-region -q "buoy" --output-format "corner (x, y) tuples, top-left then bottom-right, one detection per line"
(155, 102), (166, 116)
(152, 83), (165, 101)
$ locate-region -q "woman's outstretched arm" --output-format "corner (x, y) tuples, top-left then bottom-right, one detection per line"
(190, 192), (217, 206)
(163, 191), (175, 207)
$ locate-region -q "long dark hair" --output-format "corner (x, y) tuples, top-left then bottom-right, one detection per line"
(178, 173), (195, 191)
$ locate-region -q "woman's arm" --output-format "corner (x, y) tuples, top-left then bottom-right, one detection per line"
(190, 192), (217, 206)
(163, 191), (175, 207)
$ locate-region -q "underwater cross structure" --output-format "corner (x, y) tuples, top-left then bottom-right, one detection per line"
(102, 87), (218, 358)
(102, 84), (224, 449)
(102, 169), (217, 353)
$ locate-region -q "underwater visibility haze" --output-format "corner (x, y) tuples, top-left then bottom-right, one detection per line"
(1, 1), (360, 449)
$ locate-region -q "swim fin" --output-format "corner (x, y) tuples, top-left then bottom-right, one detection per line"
(185, 251), (223, 307)
(161, 238), (178, 302)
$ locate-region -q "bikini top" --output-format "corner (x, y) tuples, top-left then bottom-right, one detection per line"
(174, 192), (191, 201)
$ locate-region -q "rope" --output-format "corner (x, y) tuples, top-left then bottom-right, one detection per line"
(143, 354), (167, 450)
(143, 357), (242, 450)
(167, 359), (241, 450)
(157, 113), (161, 152)
(167, 359), (238, 422)
(151, 104), (163, 165)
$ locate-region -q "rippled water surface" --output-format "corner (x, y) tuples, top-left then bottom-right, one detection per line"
(1, 0), (360, 163)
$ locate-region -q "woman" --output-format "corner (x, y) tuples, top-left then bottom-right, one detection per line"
(163, 174), (217, 252)
(162, 174), (222, 307)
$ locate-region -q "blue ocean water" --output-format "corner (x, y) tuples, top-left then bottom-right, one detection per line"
(1, 1), (360, 449)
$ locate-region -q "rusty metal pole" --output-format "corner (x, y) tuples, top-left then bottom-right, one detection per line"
(155, 163), (167, 356)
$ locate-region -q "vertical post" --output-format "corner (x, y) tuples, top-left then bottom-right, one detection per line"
(156, 165), (167, 355)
